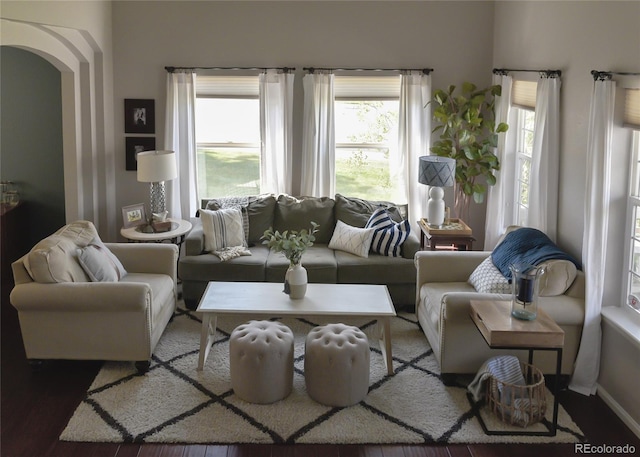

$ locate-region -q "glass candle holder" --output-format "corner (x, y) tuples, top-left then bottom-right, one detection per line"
(509, 263), (544, 320)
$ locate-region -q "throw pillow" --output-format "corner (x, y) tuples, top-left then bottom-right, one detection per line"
(205, 197), (250, 242)
(201, 207), (246, 252)
(328, 220), (375, 258)
(365, 207), (410, 257)
(77, 241), (125, 282)
(468, 257), (511, 294)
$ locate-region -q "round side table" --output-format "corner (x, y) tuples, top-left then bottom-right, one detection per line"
(121, 218), (192, 282)
(120, 218), (192, 245)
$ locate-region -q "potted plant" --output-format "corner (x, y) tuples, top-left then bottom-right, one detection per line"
(430, 82), (509, 221)
(262, 222), (319, 299)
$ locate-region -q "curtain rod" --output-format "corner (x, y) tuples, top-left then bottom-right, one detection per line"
(303, 67), (433, 75)
(493, 68), (562, 77)
(165, 66), (295, 73)
(591, 70), (640, 81)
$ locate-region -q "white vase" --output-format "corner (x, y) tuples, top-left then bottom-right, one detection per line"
(285, 262), (307, 299)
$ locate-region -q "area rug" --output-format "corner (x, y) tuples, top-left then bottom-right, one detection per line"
(60, 306), (585, 444)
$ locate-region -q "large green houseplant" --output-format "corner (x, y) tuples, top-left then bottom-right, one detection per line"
(430, 82), (508, 221)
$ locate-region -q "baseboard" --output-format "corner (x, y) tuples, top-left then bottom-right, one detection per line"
(597, 384), (640, 439)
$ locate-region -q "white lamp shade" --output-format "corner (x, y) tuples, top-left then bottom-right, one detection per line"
(418, 155), (456, 187)
(137, 150), (177, 183)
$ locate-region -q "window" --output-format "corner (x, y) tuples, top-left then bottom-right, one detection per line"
(334, 76), (402, 202)
(511, 79), (538, 226)
(514, 108), (536, 225)
(195, 76), (260, 198)
(623, 131), (640, 314)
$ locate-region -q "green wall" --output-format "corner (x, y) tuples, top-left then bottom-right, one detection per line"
(1, 46), (65, 244)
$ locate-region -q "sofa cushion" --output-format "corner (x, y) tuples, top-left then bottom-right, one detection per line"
(328, 220), (374, 258)
(274, 195), (335, 244)
(365, 207), (410, 257)
(538, 259), (578, 297)
(468, 257), (511, 294)
(24, 220), (98, 283)
(201, 207), (247, 252)
(247, 194), (277, 245)
(265, 245), (337, 283)
(335, 250), (416, 285)
(179, 245), (269, 282)
(334, 194), (403, 228)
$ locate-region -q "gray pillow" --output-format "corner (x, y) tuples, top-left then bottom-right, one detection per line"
(273, 195), (335, 244)
(247, 194), (277, 245)
(334, 194), (402, 228)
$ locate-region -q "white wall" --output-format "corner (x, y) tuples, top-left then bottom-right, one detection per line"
(494, 0), (640, 436)
(112, 0), (495, 245)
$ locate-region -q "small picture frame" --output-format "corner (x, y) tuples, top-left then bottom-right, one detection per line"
(126, 137), (156, 171)
(122, 203), (147, 228)
(124, 99), (155, 134)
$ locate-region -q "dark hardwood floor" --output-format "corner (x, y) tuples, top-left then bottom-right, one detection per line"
(2, 283), (639, 457)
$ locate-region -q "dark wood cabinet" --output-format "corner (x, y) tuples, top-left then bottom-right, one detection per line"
(1, 202), (30, 289)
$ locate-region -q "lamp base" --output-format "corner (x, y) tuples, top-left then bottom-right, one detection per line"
(427, 186), (445, 228)
(149, 181), (167, 215)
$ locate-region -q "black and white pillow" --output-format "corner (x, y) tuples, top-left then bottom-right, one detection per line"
(205, 197), (250, 242)
(365, 207), (410, 257)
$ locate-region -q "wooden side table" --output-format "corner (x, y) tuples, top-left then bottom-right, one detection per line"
(469, 299), (565, 436)
(418, 218), (475, 251)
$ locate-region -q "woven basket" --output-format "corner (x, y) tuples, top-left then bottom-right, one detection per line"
(486, 362), (547, 427)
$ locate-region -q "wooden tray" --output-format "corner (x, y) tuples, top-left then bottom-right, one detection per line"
(469, 300), (564, 348)
(420, 218), (472, 236)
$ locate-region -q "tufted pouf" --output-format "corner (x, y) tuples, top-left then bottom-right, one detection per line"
(304, 323), (370, 406)
(229, 320), (294, 404)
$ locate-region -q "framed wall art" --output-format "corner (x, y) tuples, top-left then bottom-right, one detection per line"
(122, 203), (147, 228)
(125, 136), (156, 171)
(124, 99), (155, 134)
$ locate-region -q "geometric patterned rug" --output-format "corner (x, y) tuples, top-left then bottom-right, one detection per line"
(60, 305), (585, 444)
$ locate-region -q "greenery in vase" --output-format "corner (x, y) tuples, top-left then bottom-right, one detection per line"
(430, 82), (509, 219)
(262, 222), (319, 265)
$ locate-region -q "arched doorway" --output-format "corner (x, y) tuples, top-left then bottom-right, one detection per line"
(1, 46), (65, 244)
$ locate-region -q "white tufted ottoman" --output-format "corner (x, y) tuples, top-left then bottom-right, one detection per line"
(304, 323), (370, 406)
(229, 320), (294, 404)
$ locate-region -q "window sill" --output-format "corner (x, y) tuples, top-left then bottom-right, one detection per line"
(600, 306), (640, 350)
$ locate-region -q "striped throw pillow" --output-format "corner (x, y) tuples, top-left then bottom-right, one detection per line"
(365, 207), (410, 257)
(201, 207), (247, 253)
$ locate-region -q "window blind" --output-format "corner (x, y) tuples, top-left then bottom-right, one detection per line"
(334, 76), (401, 100)
(625, 89), (640, 129)
(511, 80), (537, 110)
(196, 75), (259, 98)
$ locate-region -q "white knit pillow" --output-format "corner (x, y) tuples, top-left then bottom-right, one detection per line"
(328, 220), (375, 258)
(201, 207), (246, 253)
(468, 257), (511, 294)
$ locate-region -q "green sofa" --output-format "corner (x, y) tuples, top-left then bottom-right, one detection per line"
(179, 194), (420, 310)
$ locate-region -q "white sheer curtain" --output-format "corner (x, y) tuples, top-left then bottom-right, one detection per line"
(165, 70), (198, 220)
(484, 74), (515, 249)
(528, 75), (561, 242)
(259, 69), (294, 195)
(397, 71), (431, 229)
(301, 71), (335, 197)
(569, 78), (616, 395)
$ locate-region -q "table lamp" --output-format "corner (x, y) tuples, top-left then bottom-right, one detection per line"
(418, 155), (456, 228)
(137, 150), (177, 216)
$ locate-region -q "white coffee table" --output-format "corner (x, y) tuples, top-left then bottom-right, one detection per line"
(196, 282), (397, 375)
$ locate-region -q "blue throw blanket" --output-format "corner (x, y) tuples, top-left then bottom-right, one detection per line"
(491, 228), (582, 280)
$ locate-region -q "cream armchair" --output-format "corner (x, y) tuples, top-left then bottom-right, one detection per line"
(415, 250), (585, 377)
(10, 221), (178, 373)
